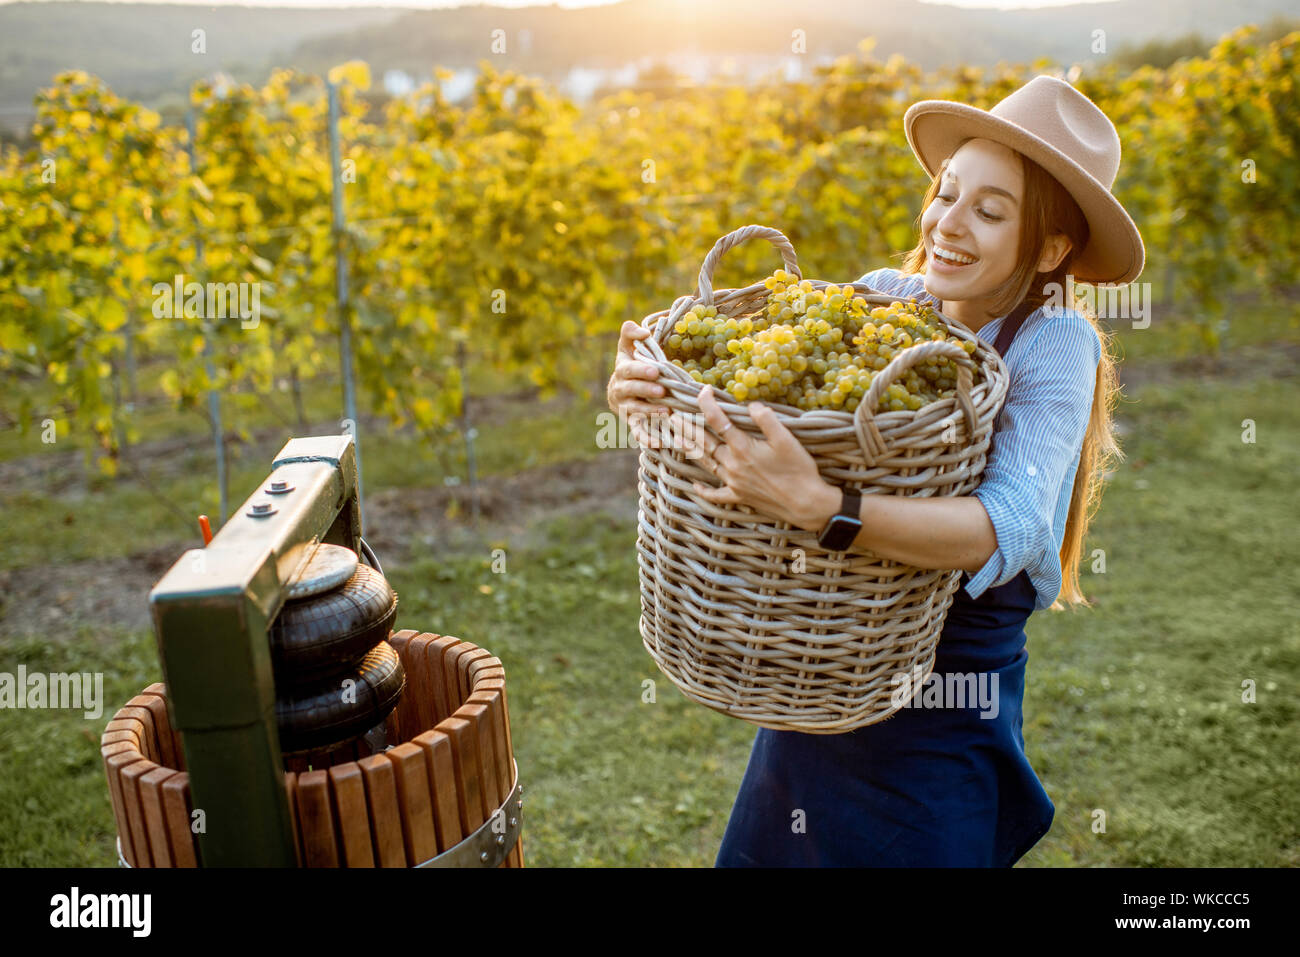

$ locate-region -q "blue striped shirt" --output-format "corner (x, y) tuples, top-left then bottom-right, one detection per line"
(855, 267), (1101, 611)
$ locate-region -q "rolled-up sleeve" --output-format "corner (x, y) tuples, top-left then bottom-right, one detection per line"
(965, 313), (1101, 600)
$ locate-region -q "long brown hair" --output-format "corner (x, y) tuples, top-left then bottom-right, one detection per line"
(897, 139), (1124, 610)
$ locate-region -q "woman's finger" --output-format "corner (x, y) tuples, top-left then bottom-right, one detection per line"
(697, 385), (743, 447)
(617, 320), (653, 357)
(614, 359), (661, 381)
(614, 378), (668, 402)
(691, 480), (742, 506)
(748, 403), (802, 456)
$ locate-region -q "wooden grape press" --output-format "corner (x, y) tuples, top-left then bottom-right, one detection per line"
(100, 435), (524, 867)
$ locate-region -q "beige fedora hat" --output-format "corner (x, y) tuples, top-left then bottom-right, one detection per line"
(904, 74), (1144, 286)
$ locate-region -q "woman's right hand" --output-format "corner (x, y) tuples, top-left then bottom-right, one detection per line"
(607, 320), (670, 448)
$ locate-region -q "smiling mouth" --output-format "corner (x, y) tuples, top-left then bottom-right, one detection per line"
(931, 244), (979, 267)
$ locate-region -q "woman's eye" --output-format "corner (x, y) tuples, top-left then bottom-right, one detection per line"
(938, 194), (1001, 222)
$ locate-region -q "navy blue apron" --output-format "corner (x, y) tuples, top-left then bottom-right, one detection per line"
(715, 301), (1054, 867)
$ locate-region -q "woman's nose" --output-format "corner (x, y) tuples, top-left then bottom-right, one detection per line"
(938, 203), (970, 236)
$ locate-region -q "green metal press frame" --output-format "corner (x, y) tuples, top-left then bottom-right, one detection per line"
(148, 435), (361, 867)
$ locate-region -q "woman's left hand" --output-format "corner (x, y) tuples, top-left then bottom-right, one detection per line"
(672, 384), (834, 531)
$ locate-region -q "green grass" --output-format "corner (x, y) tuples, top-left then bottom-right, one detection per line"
(0, 360), (1296, 866)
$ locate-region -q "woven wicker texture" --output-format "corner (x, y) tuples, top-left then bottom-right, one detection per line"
(632, 225), (1011, 733)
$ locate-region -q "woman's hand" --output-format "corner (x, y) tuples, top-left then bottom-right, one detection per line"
(607, 320), (670, 448)
(675, 384), (840, 532)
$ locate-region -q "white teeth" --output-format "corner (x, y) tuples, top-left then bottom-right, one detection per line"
(934, 246), (976, 265)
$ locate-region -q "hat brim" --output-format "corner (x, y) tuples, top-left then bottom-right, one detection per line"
(904, 99), (1145, 286)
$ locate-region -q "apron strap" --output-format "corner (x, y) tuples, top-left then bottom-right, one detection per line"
(991, 300), (1037, 358)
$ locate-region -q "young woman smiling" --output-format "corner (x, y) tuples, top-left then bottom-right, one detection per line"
(606, 75), (1144, 866)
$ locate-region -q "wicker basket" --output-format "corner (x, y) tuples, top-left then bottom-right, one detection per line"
(632, 224), (1013, 734)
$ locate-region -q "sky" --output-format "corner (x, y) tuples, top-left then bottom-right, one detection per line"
(2, 0), (1123, 9)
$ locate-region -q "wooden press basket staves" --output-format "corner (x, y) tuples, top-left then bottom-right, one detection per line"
(632, 224), (1013, 733)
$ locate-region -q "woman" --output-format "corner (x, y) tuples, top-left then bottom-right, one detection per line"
(606, 75), (1144, 866)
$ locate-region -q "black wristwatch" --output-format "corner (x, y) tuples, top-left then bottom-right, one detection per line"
(817, 488), (863, 551)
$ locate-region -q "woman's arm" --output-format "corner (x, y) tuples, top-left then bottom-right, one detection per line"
(685, 313), (1099, 589)
(792, 484), (998, 574)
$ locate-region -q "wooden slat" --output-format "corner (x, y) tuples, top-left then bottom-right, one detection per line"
(387, 629), (418, 658)
(457, 702), (498, 824)
(296, 770), (339, 867)
(283, 773), (303, 867)
(470, 676), (522, 869)
(101, 742), (141, 867)
(119, 759), (158, 868)
(468, 689), (512, 816)
(396, 633), (428, 734)
(427, 636), (462, 725)
(456, 649), (494, 708)
(138, 767), (180, 867)
(467, 653), (502, 682)
(161, 773), (198, 868)
(356, 754), (407, 867)
(168, 728), (187, 772)
(476, 678), (515, 780)
(102, 726), (147, 754)
(383, 704), (402, 749)
(442, 642), (478, 717)
(328, 764), (375, 868)
(390, 633), (426, 739)
(136, 686), (176, 769)
(438, 716), (485, 834)
(115, 706), (158, 763)
(413, 730), (462, 853)
(387, 743), (438, 865)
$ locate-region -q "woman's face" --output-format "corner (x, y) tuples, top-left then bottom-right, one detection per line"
(920, 138), (1022, 306)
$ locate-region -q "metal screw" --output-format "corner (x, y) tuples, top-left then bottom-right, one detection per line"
(252, 502), (272, 514)
(266, 480), (295, 495)
(479, 850), (489, 863)
(496, 835), (505, 846)
(509, 817), (517, 828)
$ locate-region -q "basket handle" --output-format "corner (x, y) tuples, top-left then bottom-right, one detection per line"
(696, 224), (802, 306)
(854, 339), (979, 464)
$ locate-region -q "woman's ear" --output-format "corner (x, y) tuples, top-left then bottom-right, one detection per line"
(1037, 233), (1072, 273)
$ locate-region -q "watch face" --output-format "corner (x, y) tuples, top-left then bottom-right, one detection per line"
(821, 515), (862, 551)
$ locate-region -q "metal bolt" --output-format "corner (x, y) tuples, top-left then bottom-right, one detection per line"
(271, 480), (287, 491)
(496, 834), (505, 845)
(517, 799), (523, 810)
(509, 817), (517, 828)
(479, 851), (489, 863)
(252, 502), (272, 514)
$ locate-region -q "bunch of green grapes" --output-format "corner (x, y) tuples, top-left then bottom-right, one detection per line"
(662, 269), (981, 414)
